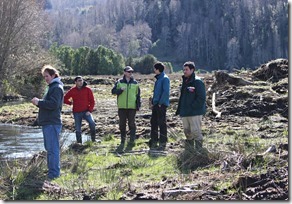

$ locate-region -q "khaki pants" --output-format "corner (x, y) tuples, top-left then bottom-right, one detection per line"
(181, 115), (203, 141)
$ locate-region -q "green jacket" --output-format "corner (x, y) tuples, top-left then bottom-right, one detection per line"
(176, 72), (206, 117)
(112, 76), (141, 110)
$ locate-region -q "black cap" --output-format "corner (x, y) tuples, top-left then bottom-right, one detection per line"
(124, 66), (134, 72)
(74, 76), (83, 81)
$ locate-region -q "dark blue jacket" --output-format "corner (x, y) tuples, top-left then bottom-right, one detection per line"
(152, 72), (170, 107)
(176, 72), (206, 117)
(38, 78), (64, 126)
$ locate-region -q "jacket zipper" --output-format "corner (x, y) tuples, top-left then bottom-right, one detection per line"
(126, 83), (129, 108)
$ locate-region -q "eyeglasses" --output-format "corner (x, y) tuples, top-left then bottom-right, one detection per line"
(126, 71), (133, 73)
(76, 79), (83, 82)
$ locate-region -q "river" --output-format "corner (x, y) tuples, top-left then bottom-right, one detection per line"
(0, 124), (78, 160)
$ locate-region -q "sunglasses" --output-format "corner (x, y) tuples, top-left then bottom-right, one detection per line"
(126, 71), (133, 73)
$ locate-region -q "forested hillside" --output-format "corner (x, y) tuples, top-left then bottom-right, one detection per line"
(0, 0), (288, 99)
(45, 0), (288, 70)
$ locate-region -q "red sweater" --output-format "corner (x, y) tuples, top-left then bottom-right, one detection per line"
(64, 86), (95, 113)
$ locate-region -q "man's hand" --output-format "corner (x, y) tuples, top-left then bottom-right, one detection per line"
(31, 97), (39, 106)
(86, 111), (90, 116)
(187, 86), (195, 93)
(149, 97), (153, 110)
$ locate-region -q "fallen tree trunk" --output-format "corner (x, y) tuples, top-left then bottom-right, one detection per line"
(214, 71), (253, 86)
(163, 189), (220, 197)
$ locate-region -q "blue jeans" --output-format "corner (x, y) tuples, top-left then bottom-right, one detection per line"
(73, 111), (96, 133)
(42, 124), (62, 179)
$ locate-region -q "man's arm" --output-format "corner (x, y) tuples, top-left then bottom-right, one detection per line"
(88, 88), (95, 112)
(136, 86), (141, 110)
(111, 80), (123, 95)
(38, 87), (63, 110)
(192, 80), (206, 108)
(159, 77), (170, 106)
(64, 89), (73, 105)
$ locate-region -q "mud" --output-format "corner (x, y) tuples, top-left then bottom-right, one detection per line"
(0, 59), (288, 200)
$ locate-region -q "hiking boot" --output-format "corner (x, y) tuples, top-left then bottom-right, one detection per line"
(157, 145), (166, 151)
(185, 139), (195, 153)
(76, 132), (82, 144)
(148, 139), (158, 150)
(90, 130), (96, 142)
(125, 141), (135, 151)
(195, 140), (203, 150)
(116, 142), (125, 153)
(150, 144), (158, 150)
(157, 143), (166, 151)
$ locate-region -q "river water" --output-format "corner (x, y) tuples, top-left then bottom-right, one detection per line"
(0, 124), (78, 160)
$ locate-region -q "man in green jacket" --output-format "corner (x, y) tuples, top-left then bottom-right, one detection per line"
(176, 61), (206, 152)
(112, 66), (141, 152)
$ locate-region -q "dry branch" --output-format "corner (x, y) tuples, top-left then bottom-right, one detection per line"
(212, 93), (222, 118)
(163, 189), (220, 197)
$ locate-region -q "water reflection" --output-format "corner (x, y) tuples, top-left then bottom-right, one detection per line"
(0, 124), (79, 160)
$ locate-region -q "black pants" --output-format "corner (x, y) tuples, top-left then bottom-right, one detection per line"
(118, 109), (136, 139)
(150, 104), (167, 145)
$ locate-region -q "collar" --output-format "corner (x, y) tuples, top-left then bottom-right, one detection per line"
(182, 72), (195, 82)
(123, 75), (133, 82)
(155, 72), (165, 80)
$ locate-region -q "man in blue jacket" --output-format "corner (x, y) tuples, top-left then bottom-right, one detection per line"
(176, 61), (206, 152)
(149, 62), (170, 151)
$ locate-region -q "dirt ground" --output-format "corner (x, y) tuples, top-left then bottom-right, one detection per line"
(0, 58), (288, 200)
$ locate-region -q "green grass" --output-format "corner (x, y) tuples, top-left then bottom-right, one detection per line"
(29, 135), (183, 200)
(1, 120), (288, 200)
(0, 77), (288, 200)
(0, 102), (36, 114)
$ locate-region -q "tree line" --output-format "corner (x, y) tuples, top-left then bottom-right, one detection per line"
(46, 0), (288, 70)
(49, 43), (173, 76)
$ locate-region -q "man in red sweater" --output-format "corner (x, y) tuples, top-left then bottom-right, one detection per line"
(64, 76), (96, 143)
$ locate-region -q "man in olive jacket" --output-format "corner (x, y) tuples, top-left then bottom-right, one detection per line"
(176, 61), (206, 151)
(112, 66), (141, 152)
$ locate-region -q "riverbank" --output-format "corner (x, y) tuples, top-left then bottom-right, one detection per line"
(0, 59), (288, 200)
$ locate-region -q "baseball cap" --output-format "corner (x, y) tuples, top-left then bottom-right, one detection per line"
(74, 76), (83, 81)
(124, 66), (134, 72)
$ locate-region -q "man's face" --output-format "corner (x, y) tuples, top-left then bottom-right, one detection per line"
(124, 70), (133, 76)
(43, 71), (55, 84)
(183, 66), (194, 77)
(75, 78), (83, 88)
(154, 68), (160, 74)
